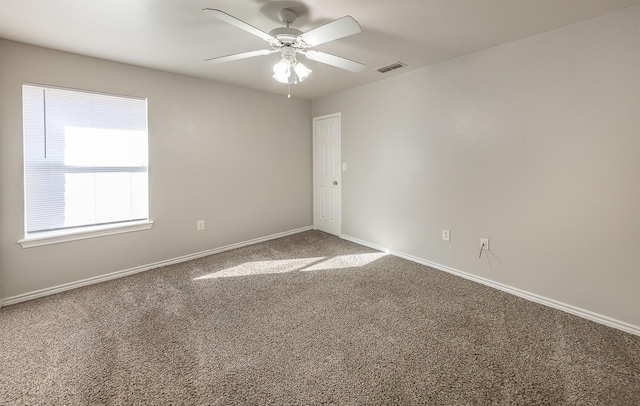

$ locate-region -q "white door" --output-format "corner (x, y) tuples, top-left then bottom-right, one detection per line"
(313, 113), (341, 236)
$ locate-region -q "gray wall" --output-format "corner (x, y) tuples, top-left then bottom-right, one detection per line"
(0, 40), (312, 299)
(312, 6), (640, 328)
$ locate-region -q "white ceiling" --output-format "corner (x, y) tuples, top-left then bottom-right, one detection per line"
(2, 0), (639, 100)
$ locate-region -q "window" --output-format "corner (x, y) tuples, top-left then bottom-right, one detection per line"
(21, 84), (151, 247)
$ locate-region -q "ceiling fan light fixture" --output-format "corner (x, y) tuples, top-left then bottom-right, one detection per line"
(272, 59), (291, 83)
(273, 58), (311, 84)
(293, 61), (312, 82)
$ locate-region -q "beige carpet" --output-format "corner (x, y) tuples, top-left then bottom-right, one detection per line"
(1, 230), (639, 405)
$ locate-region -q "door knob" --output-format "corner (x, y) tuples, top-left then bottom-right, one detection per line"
(333, 181), (338, 185)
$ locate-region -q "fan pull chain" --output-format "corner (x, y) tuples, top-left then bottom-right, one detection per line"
(288, 83), (291, 98)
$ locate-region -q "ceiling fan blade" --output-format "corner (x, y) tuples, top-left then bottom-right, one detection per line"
(303, 50), (366, 73)
(206, 49), (277, 64)
(299, 16), (361, 47)
(203, 8), (275, 42)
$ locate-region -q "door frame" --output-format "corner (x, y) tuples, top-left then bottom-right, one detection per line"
(312, 112), (341, 235)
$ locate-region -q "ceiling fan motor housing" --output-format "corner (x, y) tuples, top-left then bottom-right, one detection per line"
(269, 8), (309, 49)
(269, 27), (305, 48)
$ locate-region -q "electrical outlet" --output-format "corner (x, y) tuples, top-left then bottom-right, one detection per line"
(442, 229), (450, 241)
(197, 220), (205, 231)
(480, 238), (489, 251)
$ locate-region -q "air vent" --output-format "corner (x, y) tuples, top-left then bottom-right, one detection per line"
(375, 61), (407, 73)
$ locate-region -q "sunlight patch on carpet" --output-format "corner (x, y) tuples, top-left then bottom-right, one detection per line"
(193, 253), (387, 280)
(193, 257), (325, 279)
(300, 253), (387, 272)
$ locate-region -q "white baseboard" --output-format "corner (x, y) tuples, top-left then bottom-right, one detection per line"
(340, 234), (640, 337)
(1, 226), (313, 307)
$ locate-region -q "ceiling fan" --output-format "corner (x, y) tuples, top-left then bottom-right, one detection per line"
(202, 8), (366, 88)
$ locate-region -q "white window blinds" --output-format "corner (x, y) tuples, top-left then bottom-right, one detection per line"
(22, 84), (149, 236)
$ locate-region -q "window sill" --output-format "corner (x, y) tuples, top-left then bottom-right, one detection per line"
(18, 220), (153, 248)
